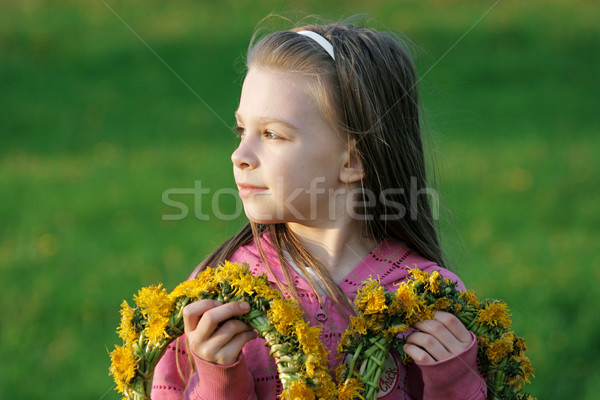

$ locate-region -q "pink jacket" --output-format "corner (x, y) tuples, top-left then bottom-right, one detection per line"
(152, 235), (487, 399)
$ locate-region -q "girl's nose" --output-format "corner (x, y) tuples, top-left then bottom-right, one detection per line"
(231, 140), (258, 169)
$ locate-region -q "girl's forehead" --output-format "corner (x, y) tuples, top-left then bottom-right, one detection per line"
(237, 69), (319, 121)
(243, 68), (314, 92)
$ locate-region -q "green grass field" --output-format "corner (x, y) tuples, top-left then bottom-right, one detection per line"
(1, 1), (598, 398)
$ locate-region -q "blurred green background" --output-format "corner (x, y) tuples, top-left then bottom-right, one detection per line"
(1, 0), (598, 398)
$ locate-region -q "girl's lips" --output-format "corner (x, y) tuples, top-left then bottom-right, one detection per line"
(237, 183), (268, 198)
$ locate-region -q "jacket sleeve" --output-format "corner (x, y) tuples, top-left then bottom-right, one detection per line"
(151, 336), (192, 400)
(184, 353), (257, 400)
(417, 331), (487, 400)
(151, 334), (258, 400)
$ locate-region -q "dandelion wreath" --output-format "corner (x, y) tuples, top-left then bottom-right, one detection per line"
(336, 269), (536, 400)
(109, 261), (336, 400)
(110, 262), (536, 400)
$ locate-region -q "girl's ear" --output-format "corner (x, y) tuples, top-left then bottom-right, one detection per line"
(339, 140), (365, 183)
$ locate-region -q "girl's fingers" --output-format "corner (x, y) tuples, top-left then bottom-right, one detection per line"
(408, 311), (473, 362)
(202, 319), (255, 351)
(183, 300), (254, 365)
(403, 342), (436, 364)
(182, 299), (222, 334)
(432, 311), (473, 344)
(184, 301), (251, 338)
(412, 319), (458, 355)
(212, 330), (258, 365)
(405, 331), (451, 362)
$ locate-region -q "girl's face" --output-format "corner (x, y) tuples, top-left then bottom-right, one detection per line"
(232, 68), (351, 227)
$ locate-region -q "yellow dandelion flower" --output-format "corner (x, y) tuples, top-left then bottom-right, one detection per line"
(414, 303), (435, 323)
(134, 284), (175, 347)
(145, 317), (170, 347)
(255, 278), (281, 302)
(477, 300), (512, 329)
(477, 334), (490, 349)
(338, 331), (355, 355)
(516, 354), (535, 383)
(283, 379), (316, 400)
(231, 273), (257, 296)
(408, 267), (429, 284)
(433, 297), (452, 311)
(169, 280), (194, 300)
(170, 277), (215, 300)
(315, 370), (338, 400)
(212, 267), (232, 285)
(305, 358), (317, 377)
(109, 345), (137, 394)
(427, 271), (443, 294)
(507, 374), (524, 392)
(358, 285), (387, 315)
(215, 261), (249, 283)
(400, 291), (431, 325)
(268, 298), (304, 336)
(485, 331), (515, 364)
(506, 354), (534, 391)
(349, 316), (368, 335)
(512, 335), (528, 356)
(355, 279), (381, 312)
(459, 290), (482, 308)
(134, 284), (173, 319)
(393, 284), (419, 316)
(194, 266), (218, 288)
(388, 298), (402, 316)
(365, 313), (387, 333)
(117, 301), (138, 346)
(296, 323), (328, 361)
(338, 378), (365, 400)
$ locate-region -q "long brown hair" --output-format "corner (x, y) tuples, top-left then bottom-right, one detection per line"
(194, 21), (447, 318)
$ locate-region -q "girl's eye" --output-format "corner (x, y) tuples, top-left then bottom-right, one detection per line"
(233, 125), (245, 138)
(263, 131), (280, 140)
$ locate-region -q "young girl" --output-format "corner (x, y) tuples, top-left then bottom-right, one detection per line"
(152, 22), (487, 400)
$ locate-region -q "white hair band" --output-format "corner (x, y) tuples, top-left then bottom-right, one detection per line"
(296, 30), (335, 60)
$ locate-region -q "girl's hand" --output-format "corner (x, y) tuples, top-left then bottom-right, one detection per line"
(183, 299), (257, 366)
(403, 311), (473, 364)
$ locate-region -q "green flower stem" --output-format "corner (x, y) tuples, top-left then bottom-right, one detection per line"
(241, 307), (307, 389)
(486, 357), (508, 400)
(279, 372), (298, 386)
(344, 341), (364, 380)
(362, 337), (387, 358)
(457, 312), (492, 337)
(346, 337), (390, 400)
(455, 308), (509, 400)
(243, 309), (270, 332)
(278, 365), (300, 373)
(363, 347), (387, 400)
(128, 377), (151, 400)
(171, 298), (190, 323)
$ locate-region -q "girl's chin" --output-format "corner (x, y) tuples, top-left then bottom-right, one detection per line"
(243, 209), (280, 225)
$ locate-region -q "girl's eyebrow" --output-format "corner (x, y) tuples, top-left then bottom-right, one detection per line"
(234, 111), (299, 131)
